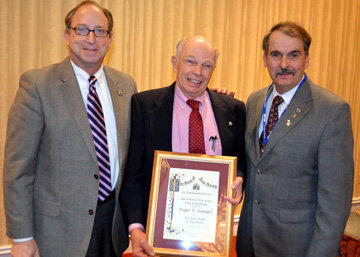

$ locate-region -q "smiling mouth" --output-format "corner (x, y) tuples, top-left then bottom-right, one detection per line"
(83, 47), (98, 52)
(188, 78), (201, 84)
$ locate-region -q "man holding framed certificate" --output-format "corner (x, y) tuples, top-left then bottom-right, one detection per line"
(120, 36), (246, 256)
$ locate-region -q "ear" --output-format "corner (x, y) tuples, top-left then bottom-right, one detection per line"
(263, 53), (268, 68)
(171, 56), (178, 73)
(108, 32), (114, 45)
(305, 54), (310, 69)
(64, 29), (70, 46)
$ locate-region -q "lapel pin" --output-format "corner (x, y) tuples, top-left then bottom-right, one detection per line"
(296, 108), (302, 113)
(293, 114), (297, 118)
(286, 120), (292, 126)
(228, 121), (233, 126)
(117, 90), (123, 96)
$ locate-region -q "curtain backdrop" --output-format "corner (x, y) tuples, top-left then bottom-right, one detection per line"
(1, 0), (359, 246)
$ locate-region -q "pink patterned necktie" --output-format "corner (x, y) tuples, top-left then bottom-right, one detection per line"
(187, 100), (206, 154)
(259, 95), (284, 153)
(87, 76), (112, 202)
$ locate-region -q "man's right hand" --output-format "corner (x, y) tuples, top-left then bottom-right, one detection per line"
(130, 228), (155, 257)
(11, 239), (40, 257)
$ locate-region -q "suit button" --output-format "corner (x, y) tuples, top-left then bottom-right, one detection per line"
(94, 174), (99, 179)
(257, 169), (262, 174)
(255, 200), (260, 205)
(88, 209), (94, 215)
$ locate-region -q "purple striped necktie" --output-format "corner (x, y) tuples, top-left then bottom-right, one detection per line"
(87, 75), (112, 202)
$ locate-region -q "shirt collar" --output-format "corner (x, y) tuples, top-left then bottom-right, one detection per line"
(272, 75), (304, 106)
(70, 61), (104, 89)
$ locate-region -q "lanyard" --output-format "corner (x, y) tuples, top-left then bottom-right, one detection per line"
(262, 74), (307, 146)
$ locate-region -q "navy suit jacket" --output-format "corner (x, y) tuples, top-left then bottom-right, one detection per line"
(120, 82), (246, 227)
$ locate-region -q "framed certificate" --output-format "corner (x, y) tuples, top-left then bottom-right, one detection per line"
(146, 150), (237, 257)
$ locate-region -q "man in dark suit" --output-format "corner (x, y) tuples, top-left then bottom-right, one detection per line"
(120, 35), (246, 257)
(3, 1), (136, 256)
(236, 22), (354, 257)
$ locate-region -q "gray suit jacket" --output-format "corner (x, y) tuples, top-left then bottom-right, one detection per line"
(3, 58), (137, 257)
(236, 78), (354, 257)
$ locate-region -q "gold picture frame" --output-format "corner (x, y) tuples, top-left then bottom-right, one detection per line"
(146, 150), (237, 257)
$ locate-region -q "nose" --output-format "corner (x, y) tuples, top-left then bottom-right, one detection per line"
(193, 64), (203, 75)
(86, 31), (96, 43)
(280, 56), (290, 69)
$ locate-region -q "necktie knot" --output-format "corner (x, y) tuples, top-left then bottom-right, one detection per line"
(272, 95), (284, 107)
(187, 100), (200, 111)
(89, 75), (97, 85)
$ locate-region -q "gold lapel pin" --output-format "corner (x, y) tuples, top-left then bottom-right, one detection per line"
(286, 120), (292, 126)
(117, 90), (123, 96)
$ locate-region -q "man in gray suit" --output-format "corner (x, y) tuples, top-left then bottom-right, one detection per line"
(236, 22), (354, 257)
(3, 1), (136, 257)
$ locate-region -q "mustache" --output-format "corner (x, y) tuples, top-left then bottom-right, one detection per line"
(276, 68), (295, 77)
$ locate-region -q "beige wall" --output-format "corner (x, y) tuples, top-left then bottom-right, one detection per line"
(1, 0), (359, 247)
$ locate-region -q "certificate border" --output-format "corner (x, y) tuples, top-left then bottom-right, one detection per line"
(146, 150), (237, 257)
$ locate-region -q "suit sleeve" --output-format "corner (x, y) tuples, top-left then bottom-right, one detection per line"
(306, 102), (354, 256)
(3, 72), (45, 238)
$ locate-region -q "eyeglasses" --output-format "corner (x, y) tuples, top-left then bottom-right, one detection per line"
(69, 27), (110, 37)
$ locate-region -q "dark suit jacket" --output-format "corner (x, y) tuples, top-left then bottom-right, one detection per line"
(120, 82), (246, 228)
(236, 78), (354, 257)
(3, 58), (137, 257)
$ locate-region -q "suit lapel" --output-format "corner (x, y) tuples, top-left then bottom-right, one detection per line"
(149, 84), (175, 151)
(59, 58), (98, 165)
(104, 67), (131, 193)
(208, 90), (235, 156)
(247, 89), (267, 164)
(104, 67), (125, 156)
(260, 80), (313, 159)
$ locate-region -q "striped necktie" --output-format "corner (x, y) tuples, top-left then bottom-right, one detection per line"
(87, 76), (112, 202)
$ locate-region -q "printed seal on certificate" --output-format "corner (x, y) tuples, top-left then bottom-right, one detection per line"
(146, 150), (237, 257)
